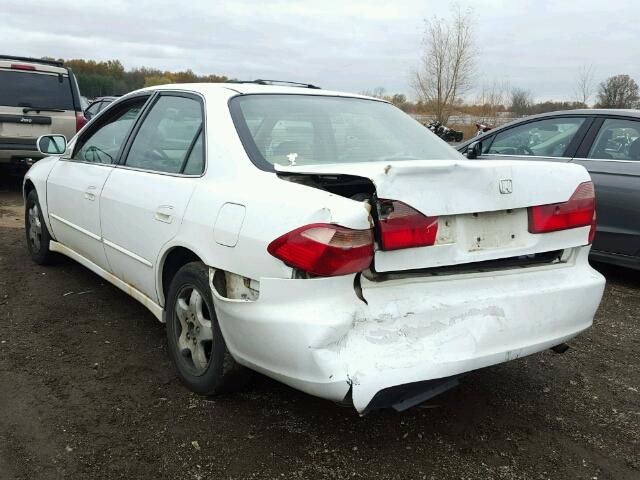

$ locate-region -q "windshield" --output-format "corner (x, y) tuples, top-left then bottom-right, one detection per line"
(229, 94), (462, 169)
(0, 70), (75, 110)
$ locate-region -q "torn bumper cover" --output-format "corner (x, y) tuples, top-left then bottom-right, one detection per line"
(211, 248), (604, 413)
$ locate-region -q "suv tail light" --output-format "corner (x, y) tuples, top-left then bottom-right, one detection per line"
(377, 199), (438, 251)
(267, 223), (373, 276)
(11, 63), (36, 71)
(528, 181), (596, 243)
(75, 112), (88, 132)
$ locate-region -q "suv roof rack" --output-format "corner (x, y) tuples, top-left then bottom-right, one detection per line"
(228, 79), (321, 89)
(0, 55), (65, 68)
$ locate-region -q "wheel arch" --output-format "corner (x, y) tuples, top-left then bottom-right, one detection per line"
(158, 245), (205, 308)
(23, 178), (36, 200)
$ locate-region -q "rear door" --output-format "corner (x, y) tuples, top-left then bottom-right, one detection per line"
(0, 63), (76, 150)
(572, 117), (640, 257)
(46, 96), (150, 269)
(100, 92), (205, 301)
(473, 115), (592, 164)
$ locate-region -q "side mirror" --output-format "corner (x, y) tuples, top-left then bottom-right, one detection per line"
(466, 141), (482, 159)
(37, 135), (67, 155)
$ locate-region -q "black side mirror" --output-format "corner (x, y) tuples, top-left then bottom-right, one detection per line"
(466, 141), (482, 159)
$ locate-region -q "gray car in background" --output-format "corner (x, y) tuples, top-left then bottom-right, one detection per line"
(458, 109), (640, 270)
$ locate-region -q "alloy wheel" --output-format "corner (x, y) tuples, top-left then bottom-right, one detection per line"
(174, 286), (214, 375)
(28, 204), (42, 252)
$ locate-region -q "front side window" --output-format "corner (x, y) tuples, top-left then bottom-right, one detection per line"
(588, 118), (640, 161)
(230, 95), (461, 168)
(487, 117), (586, 157)
(72, 98), (147, 164)
(124, 95), (203, 174)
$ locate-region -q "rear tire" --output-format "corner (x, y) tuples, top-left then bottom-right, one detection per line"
(25, 189), (54, 265)
(165, 262), (246, 395)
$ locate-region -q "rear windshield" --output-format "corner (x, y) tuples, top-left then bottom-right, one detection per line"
(229, 94), (462, 169)
(0, 70), (75, 110)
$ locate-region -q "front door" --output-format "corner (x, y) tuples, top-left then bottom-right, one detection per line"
(46, 96), (149, 269)
(100, 92), (205, 302)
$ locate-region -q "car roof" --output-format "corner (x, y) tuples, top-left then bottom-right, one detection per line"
(133, 82), (383, 101)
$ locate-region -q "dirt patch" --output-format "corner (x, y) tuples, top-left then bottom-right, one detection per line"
(0, 178), (638, 479)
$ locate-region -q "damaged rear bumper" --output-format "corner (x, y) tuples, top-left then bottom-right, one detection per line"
(211, 247), (605, 413)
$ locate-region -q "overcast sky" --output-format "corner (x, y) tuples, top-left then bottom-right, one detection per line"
(3, 0), (639, 101)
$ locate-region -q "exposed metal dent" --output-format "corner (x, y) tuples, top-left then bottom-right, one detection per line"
(208, 267), (260, 301)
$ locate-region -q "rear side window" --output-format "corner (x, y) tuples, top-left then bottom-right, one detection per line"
(124, 95), (204, 174)
(0, 70), (74, 110)
(487, 117), (585, 157)
(588, 118), (640, 161)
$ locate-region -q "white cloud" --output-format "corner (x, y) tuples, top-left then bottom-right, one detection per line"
(3, 0), (640, 100)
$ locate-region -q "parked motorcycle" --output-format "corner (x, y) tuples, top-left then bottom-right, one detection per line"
(425, 121), (464, 143)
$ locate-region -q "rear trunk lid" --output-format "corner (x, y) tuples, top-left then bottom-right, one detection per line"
(276, 159), (593, 272)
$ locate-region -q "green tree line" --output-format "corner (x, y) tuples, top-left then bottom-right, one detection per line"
(44, 58), (228, 98)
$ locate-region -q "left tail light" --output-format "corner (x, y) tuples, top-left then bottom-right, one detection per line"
(267, 223), (374, 276)
(76, 112), (88, 132)
(528, 181), (596, 243)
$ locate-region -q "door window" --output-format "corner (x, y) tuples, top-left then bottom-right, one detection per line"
(72, 98), (147, 164)
(182, 131), (205, 175)
(124, 95), (204, 174)
(487, 117), (585, 157)
(587, 118), (640, 160)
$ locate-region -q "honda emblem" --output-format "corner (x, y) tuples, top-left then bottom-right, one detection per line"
(499, 179), (513, 194)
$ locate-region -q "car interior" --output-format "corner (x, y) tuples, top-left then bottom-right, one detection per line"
(588, 119), (640, 160)
(485, 118), (585, 157)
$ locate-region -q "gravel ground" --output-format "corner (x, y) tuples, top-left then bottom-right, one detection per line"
(0, 176), (638, 480)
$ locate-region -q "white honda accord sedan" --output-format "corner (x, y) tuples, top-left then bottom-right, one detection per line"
(24, 81), (605, 413)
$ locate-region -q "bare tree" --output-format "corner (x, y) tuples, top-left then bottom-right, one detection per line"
(574, 64), (595, 106)
(412, 6), (476, 124)
(360, 87), (386, 98)
(475, 79), (510, 123)
(510, 88), (533, 116)
(596, 74), (640, 108)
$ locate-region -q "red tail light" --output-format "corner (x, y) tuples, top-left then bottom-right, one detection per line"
(75, 112), (88, 132)
(267, 223), (374, 276)
(377, 199), (438, 251)
(528, 182), (596, 243)
(11, 63), (36, 71)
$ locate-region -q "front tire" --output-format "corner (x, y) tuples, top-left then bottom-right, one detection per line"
(25, 189), (53, 265)
(165, 262), (244, 395)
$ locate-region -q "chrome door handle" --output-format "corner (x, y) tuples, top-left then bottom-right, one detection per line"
(154, 205), (174, 224)
(84, 186), (97, 201)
